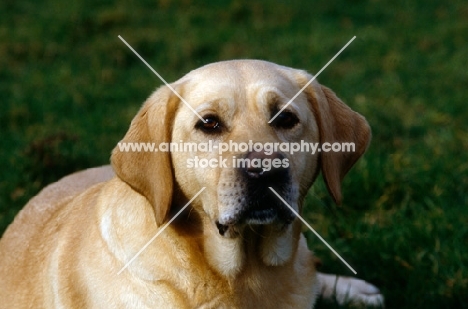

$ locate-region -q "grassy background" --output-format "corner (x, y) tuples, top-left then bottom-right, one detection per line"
(1, 0), (467, 307)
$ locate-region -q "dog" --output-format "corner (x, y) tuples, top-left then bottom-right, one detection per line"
(0, 60), (383, 308)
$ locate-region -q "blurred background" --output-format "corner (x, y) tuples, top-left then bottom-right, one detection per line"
(1, 0), (467, 307)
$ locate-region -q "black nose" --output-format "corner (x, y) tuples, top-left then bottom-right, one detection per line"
(244, 151), (286, 179)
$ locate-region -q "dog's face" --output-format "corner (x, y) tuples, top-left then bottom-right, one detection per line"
(170, 61), (319, 237)
(111, 60), (370, 268)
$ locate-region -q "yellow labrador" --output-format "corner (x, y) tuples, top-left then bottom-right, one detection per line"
(0, 60), (383, 308)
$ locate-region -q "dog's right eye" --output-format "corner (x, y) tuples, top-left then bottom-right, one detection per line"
(196, 116), (222, 134)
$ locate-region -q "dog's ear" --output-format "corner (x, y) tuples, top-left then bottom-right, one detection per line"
(111, 85), (180, 225)
(301, 78), (371, 204)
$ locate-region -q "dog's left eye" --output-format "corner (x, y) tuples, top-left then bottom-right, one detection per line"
(196, 116), (222, 133)
(271, 111), (299, 129)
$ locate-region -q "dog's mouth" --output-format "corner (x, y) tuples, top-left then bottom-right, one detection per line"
(215, 188), (296, 236)
(243, 207), (278, 224)
(241, 193), (294, 225)
(215, 207), (294, 237)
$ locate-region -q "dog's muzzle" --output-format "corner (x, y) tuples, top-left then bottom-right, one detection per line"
(216, 151), (295, 236)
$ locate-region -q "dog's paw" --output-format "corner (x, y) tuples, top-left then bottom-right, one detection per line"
(317, 273), (384, 307)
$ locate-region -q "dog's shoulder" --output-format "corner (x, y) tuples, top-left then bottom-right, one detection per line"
(1, 166), (114, 253)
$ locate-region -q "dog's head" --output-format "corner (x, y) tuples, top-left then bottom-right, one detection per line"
(111, 60), (370, 268)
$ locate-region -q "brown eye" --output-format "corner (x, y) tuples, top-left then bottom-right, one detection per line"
(196, 116), (222, 133)
(271, 111), (299, 129)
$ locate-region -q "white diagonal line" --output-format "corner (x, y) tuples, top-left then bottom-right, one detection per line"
(117, 35), (206, 123)
(268, 36), (356, 124)
(268, 187), (357, 274)
(117, 187), (206, 275)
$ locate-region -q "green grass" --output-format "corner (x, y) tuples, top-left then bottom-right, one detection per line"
(1, 0), (467, 308)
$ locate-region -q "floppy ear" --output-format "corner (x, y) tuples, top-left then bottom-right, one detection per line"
(303, 79), (371, 204)
(111, 85), (180, 225)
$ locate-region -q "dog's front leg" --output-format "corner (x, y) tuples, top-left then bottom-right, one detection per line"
(316, 272), (384, 307)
